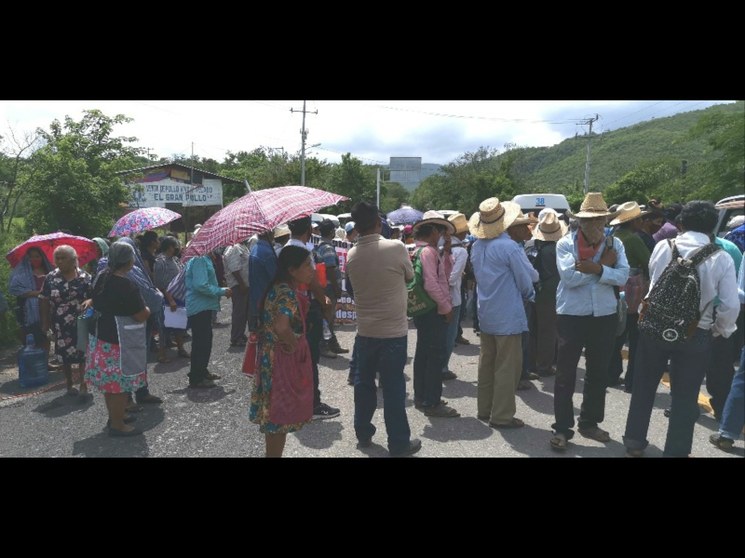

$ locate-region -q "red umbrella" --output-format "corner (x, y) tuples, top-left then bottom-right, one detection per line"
(6, 232), (99, 268)
(182, 186), (348, 259)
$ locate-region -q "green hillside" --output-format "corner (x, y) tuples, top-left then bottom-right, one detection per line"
(509, 101), (743, 194)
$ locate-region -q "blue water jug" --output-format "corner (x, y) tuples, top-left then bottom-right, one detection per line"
(18, 333), (49, 388)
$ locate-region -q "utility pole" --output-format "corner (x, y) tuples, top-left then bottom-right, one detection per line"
(580, 114), (600, 194)
(290, 100), (318, 186)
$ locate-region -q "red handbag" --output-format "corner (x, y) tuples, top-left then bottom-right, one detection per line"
(242, 332), (259, 377)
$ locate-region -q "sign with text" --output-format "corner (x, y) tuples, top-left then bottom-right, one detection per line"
(127, 178), (223, 208)
(311, 235), (356, 325)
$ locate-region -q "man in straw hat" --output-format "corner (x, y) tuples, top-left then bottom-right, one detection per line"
(606, 201), (651, 393)
(469, 198), (537, 429)
(550, 192), (629, 451)
(506, 208), (541, 391)
(411, 210), (460, 418)
(527, 209), (567, 379)
(441, 212), (470, 381)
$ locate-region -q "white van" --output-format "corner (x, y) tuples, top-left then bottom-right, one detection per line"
(511, 194), (570, 217)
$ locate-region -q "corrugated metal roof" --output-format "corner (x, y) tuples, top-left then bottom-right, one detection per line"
(116, 162), (242, 185)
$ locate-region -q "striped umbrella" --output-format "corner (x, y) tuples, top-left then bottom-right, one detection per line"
(182, 186), (348, 258)
(109, 207), (182, 238)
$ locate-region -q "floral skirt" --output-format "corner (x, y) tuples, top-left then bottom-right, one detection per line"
(84, 336), (147, 394)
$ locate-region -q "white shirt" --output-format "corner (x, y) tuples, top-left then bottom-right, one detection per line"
(222, 243), (249, 288)
(648, 231), (738, 338)
(448, 239), (468, 307)
(283, 237), (316, 269)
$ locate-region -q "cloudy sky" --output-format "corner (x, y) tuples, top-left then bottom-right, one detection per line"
(0, 100), (734, 166)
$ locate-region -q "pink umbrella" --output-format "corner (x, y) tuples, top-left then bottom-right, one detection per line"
(182, 186), (348, 258)
(6, 232), (99, 268)
(109, 207), (182, 237)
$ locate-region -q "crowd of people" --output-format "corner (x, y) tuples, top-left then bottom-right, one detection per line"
(5, 192), (744, 457)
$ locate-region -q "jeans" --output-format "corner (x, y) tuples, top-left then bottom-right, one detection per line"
(443, 305), (461, 372)
(353, 335), (411, 453)
(552, 314), (617, 438)
(624, 328), (712, 457)
(706, 333), (736, 419)
(348, 336), (359, 384)
(413, 308), (448, 407)
(188, 310), (213, 384)
(609, 313), (639, 390)
(719, 346), (745, 441)
(306, 299), (323, 408)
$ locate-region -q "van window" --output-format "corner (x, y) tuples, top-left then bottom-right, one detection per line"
(511, 194), (570, 216)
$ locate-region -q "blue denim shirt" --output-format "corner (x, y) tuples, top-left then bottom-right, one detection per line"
(471, 232), (536, 336)
(555, 231), (630, 317)
(249, 239), (278, 320)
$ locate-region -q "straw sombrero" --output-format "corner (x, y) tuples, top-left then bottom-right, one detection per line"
(509, 210), (539, 228)
(413, 210), (456, 235)
(572, 192), (616, 219)
(533, 210), (568, 242)
(447, 212), (469, 235)
(468, 198), (521, 239)
(609, 201), (643, 226)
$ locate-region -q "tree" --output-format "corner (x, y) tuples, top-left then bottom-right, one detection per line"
(687, 101), (745, 201)
(23, 110), (144, 238)
(0, 127), (40, 232)
(326, 153), (377, 202)
(379, 181), (409, 214)
(411, 146), (516, 216)
(602, 161), (678, 207)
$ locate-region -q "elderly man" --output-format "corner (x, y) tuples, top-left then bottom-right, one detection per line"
(469, 198), (537, 429)
(550, 192), (629, 451)
(347, 201), (420, 457)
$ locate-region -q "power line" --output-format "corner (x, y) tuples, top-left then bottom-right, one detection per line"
(374, 103), (583, 124)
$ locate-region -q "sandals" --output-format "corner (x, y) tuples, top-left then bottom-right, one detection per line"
(578, 426), (611, 443)
(550, 433), (568, 451)
(423, 403), (460, 418)
(489, 417), (525, 429)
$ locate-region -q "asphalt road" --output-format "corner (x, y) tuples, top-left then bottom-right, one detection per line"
(0, 300), (741, 458)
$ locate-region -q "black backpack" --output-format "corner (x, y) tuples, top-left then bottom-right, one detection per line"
(637, 239), (721, 344)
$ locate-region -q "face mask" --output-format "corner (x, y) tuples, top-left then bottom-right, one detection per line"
(579, 218), (606, 245)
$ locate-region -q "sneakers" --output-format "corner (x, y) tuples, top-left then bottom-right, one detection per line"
(312, 403), (340, 420)
(709, 433), (734, 451)
(442, 370), (458, 381)
(455, 336), (470, 345)
(189, 379), (216, 389)
(390, 438), (422, 457)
